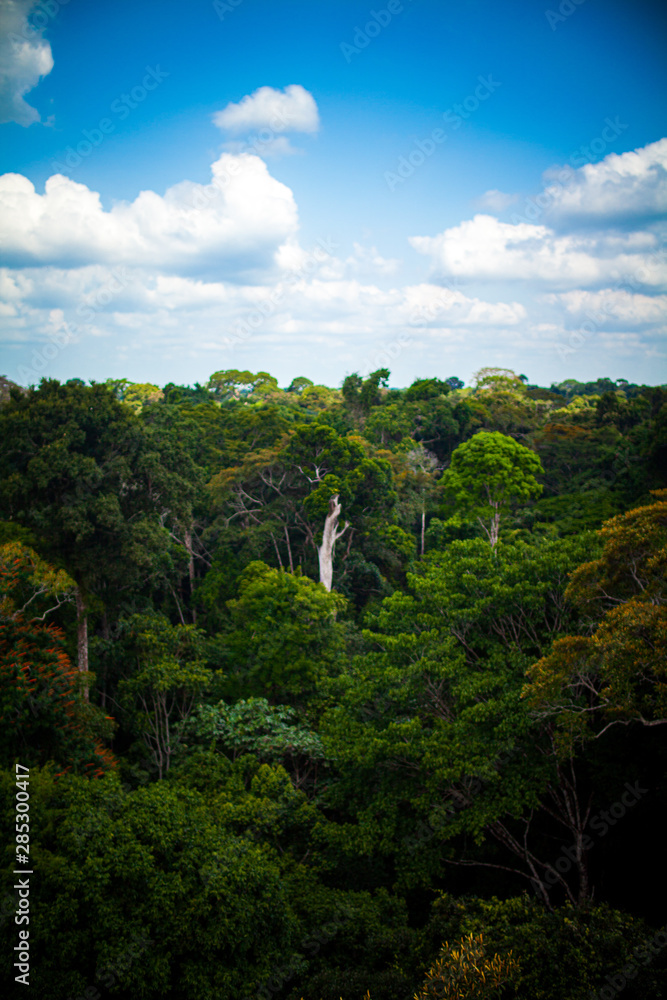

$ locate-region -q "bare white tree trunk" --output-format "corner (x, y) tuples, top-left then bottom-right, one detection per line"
(317, 494), (349, 591)
(478, 502), (501, 548)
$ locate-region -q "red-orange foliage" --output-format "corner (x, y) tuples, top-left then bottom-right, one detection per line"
(0, 615), (115, 776)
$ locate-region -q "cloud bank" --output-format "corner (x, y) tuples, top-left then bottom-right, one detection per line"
(0, 130), (665, 386)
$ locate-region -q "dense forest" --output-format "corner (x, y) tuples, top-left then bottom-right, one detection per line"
(1, 366), (666, 1000)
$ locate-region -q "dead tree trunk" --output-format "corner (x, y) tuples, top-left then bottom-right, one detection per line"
(75, 586), (89, 701)
(318, 494), (349, 591)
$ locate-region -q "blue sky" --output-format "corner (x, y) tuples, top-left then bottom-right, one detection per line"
(1, 0), (666, 389)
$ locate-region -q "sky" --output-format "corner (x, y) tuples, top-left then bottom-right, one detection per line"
(0, 0), (666, 391)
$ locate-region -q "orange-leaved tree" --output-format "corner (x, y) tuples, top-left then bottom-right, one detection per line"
(523, 489), (667, 749)
(0, 542), (115, 776)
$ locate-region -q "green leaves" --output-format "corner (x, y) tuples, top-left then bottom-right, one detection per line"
(119, 612), (210, 777)
(0, 767), (302, 998)
(319, 535), (593, 887)
(223, 561), (347, 704)
(442, 431), (544, 546)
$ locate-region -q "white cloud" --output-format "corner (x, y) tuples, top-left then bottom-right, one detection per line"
(543, 138), (667, 226)
(212, 84), (319, 135)
(410, 214), (667, 289)
(554, 288), (667, 326)
(0, 0), (53, 126)
(0, 261), (533, 367)
(2, 137), (665, 388)
(400, 283), (525, 326)
(0, 153), (299, 275)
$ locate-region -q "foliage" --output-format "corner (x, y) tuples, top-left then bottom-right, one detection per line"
(524, 490), (667, 748)
(118, 611), (210, 777)
(2, 368), (666, 997)
(441, 431), (543, 546)
(0, 540), (76, 622)
(0, 766), (302, 999)
(418, 894), (665, 1000)
(183, 697), (326, 790)
(223, 561), (347, 704)
(414, 932), (518, 999)
(0, 615), (115, 774)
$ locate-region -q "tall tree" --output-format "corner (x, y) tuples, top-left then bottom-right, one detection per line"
(0, 380), (193, 682)
(442, 431), (544, 546)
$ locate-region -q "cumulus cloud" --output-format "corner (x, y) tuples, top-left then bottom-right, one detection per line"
(0, 260), (533, 364)
(410, 214), (667, 289)
(0, 0), (54, 126)
(542, 138), (667, 227)
(0, 153), (299, 276)
(477, 139), (667, 231)
(400, 283), (526, 326)
(553, 288), (667, 326)
(213, 84), (319, 135)
(2, 135), (665, 386)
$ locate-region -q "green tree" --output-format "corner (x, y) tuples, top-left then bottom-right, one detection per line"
(119, 612), (210, 778)
(207, 368), (279, 401)
(223, 561), (347, 705)
(209, 422), (396, 597)
(0, 380), (191, 681)
(0, 766), (302, 999)
(524, 490), (667, 748)
(342, 368), (390, 425)
(321, 535), (599, 905)
(442, 431), (543, 546)
(183, 697), (326, 791)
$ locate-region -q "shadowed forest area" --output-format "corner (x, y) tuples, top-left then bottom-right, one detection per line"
(1, 366), (666, 999)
